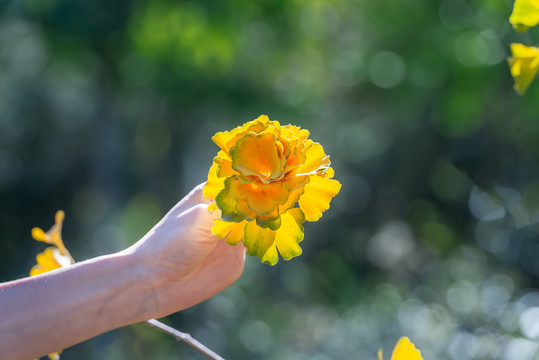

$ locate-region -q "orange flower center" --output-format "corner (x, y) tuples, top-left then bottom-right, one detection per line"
(230, 131), (286, 183)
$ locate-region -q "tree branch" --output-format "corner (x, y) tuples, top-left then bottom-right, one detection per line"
(145, 319), (225, 360)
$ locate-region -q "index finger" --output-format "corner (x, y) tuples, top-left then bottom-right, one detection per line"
(168, 183), (213, 218)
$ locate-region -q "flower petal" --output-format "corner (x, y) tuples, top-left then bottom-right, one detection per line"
(229, 179), (289, 216)
(212, 219), (237, 239)
(203, 160), (225, 200)
(38, 248), (61, 268)
(216, 157), (236, 178)
(235, 198), (257, 220)
(274, 209), (305, 260)
(31, 227), (49, 243)
(508, 43), (539, 95)
(390, 337), (424, 360)
(47, 352), (62, 360)
(299, 176), (342, 222)
(212, 115), (273, 154)
(216, 183), (246, 223)
(281, 124), (310, 141)
(29, 267), (46, 276)
(324, 167), (335, 179)
(225, 221), (247, 245)
(207, 202), (219, 213)
(509, 0), (539, 32)
(256, 210), (281, 230)
(55, 210), (65, 224)
(212, 219), (247, 245)
(231, 130), (285, 183)
(297, 140), (331, 175)
(39, 211), (71, 257)
(212, 131), (235, 154)
(243, 221), (279, 265)
(278, 176), (309, 213)
(30, 247), (62, 276)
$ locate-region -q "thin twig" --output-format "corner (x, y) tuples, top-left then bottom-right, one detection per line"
(145, 319), (225, 360)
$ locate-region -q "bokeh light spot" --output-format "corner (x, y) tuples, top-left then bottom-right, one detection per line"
(503, 338), (539, 360)
(469, 186), (505, 220)
(300, 1), (341, 40)
(453, 30), (505, 67)
(367, 221), (414, 268)
(445, 281), (478, 314)
(239, 319), (274, 354)
(336, 116), (392, 163)
(475, 219), (510, 254)
(368, 51), (406, 89)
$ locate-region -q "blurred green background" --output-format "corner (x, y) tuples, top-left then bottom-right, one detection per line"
(2, 0), (539, 358)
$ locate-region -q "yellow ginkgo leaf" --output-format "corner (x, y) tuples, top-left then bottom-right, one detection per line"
(509, 0), (539, 32)
(508, 43), (539, 95)
(29, 247), (72, 276)
(45, 350), (62, 360)
(378, 337), (424, 360)
(29, 211), (74, 360)
(31, 210), (73, 261)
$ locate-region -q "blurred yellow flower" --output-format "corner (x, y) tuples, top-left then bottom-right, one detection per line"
(508, 43), (539, 95)
(509, 0), (539, 31)
(204, 115), (341, 265)
(29, 247), (72, 276)
(378, 337), (424, 360)
(30, 210), (74, 360)
(31, 210), (73, 262)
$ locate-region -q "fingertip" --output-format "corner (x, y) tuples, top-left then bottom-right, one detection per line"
(169, 183), (211, 216)
(193, 182), (206, 194)
(190, 182), (213, 204)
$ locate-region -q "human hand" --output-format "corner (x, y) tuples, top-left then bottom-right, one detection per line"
(129, 183), (246, 319)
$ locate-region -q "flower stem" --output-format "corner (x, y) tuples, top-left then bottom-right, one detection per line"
(145, 319), (225, 360)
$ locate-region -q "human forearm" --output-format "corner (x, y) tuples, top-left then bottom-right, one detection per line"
(0, 250), (155, 360)
(0, 185), (245, 360)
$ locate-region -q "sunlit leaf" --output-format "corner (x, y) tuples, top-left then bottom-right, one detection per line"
(379, 337), (424, 360)
(507, 43), (539, 95)
(509, 0), (539, 31)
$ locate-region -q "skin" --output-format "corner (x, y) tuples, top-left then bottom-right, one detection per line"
(0, 184), (245, 360)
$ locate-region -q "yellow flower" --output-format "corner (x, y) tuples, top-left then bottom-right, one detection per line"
(29, 247), (72, 276)
(509, 0), (539, 31)
(30, 210), (74, 360)
(204, 115), (341, 265)
(378, 337), (424, 360)
(508, 43), (539, 95)
(30, 210), (74, 261)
